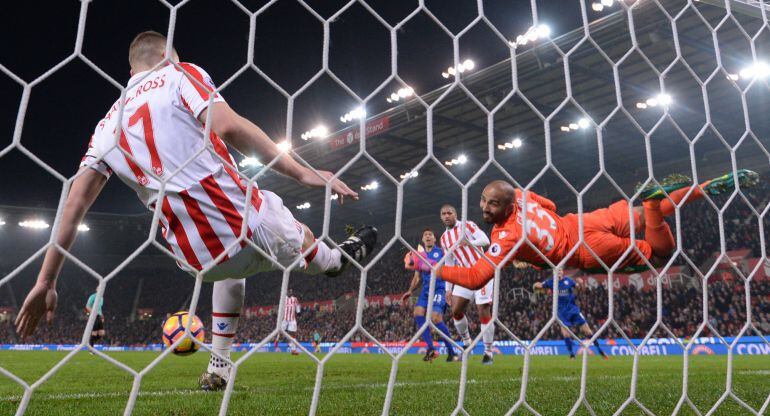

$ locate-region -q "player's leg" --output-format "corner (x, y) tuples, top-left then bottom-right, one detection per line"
(450, 289), (473, 347)
(413, 303), (436, 361)
(579, 200), (659, 270)
(477, 303), (494, 365)
(89, 315), (104, 348)
(292, 222), (377, 276)
(244, 191), (377, 277)
(200, 277), (245, 391)
(638, 170), (758, 215)
(430, 296), (457, 362)
(288, 321), (299, 355)
(560, 325), (576, 359)
(579, 322), (608, 359)
(475, 280), (495, 365)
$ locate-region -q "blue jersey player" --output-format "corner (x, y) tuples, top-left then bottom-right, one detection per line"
(402, 229), (457, 362)
(534, 269), (608, 359)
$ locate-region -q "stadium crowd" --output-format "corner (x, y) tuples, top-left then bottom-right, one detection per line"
(2, 179), (769, 346)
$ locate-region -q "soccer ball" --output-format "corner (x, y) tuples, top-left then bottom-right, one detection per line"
(162, 311), (205, 356)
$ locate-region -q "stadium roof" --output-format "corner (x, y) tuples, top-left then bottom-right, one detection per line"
(2, 0), (768, 242)
(252, 0), (770, 233)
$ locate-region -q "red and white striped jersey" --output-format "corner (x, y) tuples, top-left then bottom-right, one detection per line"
(284, 296), (300, 322)
(440, 220), (490, 268)
(80, 63), (263, 271)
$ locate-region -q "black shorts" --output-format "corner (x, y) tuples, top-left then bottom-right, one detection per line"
(93, 315), (104, 332)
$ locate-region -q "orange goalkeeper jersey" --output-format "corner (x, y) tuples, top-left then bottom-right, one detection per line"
(439, 189), (574, 289)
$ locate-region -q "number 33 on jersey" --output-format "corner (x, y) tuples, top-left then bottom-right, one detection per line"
(485, 189), (571, 268)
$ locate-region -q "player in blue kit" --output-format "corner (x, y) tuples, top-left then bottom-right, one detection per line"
(534, 269), (608, 360)
(402, 229), (458, 362)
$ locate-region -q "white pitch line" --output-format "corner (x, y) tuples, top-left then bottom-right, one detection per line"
(0, 379), (483, 402)
(737, 370), (770, 375)
(0, 372), (674, 403)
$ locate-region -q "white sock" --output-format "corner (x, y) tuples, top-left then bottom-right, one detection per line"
(453, 315), (472, 346)
(481, 321), (494, 354)
(289, 335), (298, 352)
(208, 278), (245, 379)
(304, 240), (342, 274)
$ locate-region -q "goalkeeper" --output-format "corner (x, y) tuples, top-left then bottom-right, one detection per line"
(413, 170), (758, 289)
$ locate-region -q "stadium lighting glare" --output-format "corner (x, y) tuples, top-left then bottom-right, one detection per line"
(442, 60), (476, 78)
(340, 107), (366, 123)
(0, 219), (5, 226)
(639, 93), (673, 109)
(77, 224), (90, 232)
(361, 181), (379, 191)
(19, 219), (49, 230)
(562, 118), (591, 132)
(400, 171), (419, 179)
(592, 0), (613, 11)
(535, 24), (551, 38)
(497, 138), (523, 150)
(239, 157), (262, 168)
(738, 62), (770, 79)
(727, 73), (740, 81)
(387, 86), (415, 103)
(296, 202), (311, 210)
(511, 24), (551, 47)
(276, 141), (292, 152)
(445, 154), (468, 166)
(300, 125), (329, 140)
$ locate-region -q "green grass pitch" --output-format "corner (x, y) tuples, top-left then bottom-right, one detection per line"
(0, 351), (767, 415)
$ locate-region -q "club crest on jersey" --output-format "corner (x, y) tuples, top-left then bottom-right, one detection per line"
(499, 231), (508, 239)
(216, 322), (228, 330)
(432, 252), (439, 258)
(489, 243), (502, 257)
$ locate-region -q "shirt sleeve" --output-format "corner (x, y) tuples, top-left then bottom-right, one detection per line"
(529, 191), (557, 212)
(438, 232), (514, 290)
(177, 63), (226, 119)
(86, 294), (94, 309)
(542, 279), (553, 289)
(466, 221), (490, 247)
(79, 136), (112, 178)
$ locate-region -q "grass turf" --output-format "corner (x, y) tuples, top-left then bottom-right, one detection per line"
(0, 351), (767, 415)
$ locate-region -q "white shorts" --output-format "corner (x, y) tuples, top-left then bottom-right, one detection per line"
(452, 278), (494, 305)
(281, 320), (298, 332)
(202, 190), (305, 282)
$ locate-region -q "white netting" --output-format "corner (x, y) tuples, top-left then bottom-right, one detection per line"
(2, 0), (770, 415)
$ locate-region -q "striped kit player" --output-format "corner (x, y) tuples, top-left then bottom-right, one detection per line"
(439, 204), (496, 365)
(281, 289), (301, 355)
(14, 31), (378, 393)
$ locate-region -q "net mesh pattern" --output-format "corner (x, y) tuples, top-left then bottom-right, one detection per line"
(1, 0), (769, 415)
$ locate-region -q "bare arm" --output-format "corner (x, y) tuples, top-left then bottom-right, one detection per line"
(201, 102), (358, 201)
(16, 168), (108, 337)
(401, 271), (422, 304)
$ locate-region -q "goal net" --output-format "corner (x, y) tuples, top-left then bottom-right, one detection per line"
(1, 0), (769, 415)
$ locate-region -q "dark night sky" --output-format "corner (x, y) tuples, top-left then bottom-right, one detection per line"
(1, 0), (592, 214)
